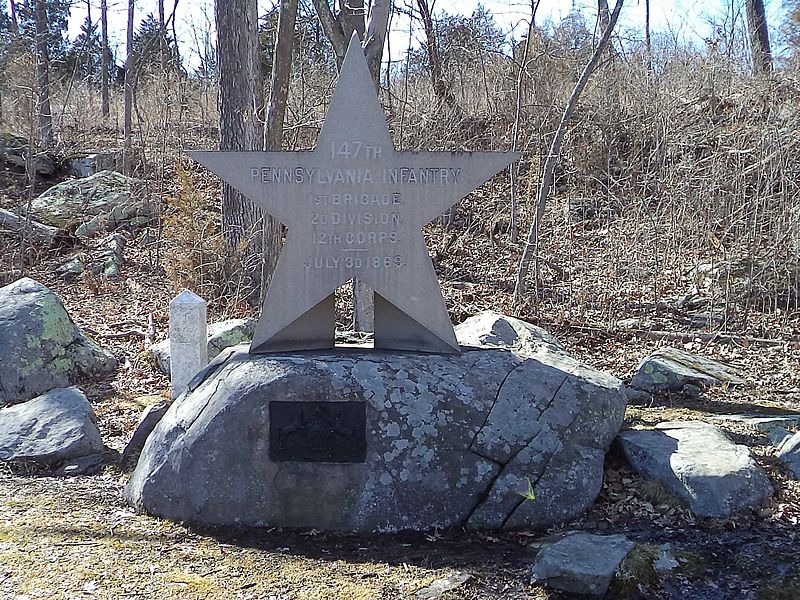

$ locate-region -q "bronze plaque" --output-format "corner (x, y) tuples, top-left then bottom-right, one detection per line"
(269, 401), (367, 463)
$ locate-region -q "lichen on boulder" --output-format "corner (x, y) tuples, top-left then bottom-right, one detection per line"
(28, 170), (155, 237)
(126, 312), (627, 532)
(0, 278), (117, 405)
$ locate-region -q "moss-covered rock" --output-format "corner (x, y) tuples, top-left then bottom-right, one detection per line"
(28, 170), (155, 237)
(630, 346), (745, 393)
(0, 278), (117, 405)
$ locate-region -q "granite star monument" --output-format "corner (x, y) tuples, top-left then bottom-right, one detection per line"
(191, 34), (519, 354)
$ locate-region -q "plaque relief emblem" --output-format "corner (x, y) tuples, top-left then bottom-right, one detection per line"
(269, 401), (367, 463)
(190, 34), (519, 354)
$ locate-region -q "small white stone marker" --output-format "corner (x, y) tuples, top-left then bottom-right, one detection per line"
(169, 290), (208, 399)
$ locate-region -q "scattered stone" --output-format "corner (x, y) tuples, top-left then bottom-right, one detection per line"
(454, 310), (566, 355)
(52, 255), (85, 281)
(411, 572), (472, 599)
(150, 318), (256, 376)
(127, 318), (626, 532)
(778, 432), (800, 479)
(653, 544), (680, 573)
(0, 387), (104, 465)
(529, 533), (635, 597)
(94, 233), (126, 277)
(65, 149), (129, 178)
(709, 414), (800, 433)
(630, 347), (746, 393)
(769, 427), (794, 450)
(0, 278), (117, 405)
(616, 317), (653, 330)
(617, 421), (773, 517)
(55, 448), (120, 476)
(121, 400), (170, 467)
(0, 131), (58, 176)
(28, 170), (155, 237)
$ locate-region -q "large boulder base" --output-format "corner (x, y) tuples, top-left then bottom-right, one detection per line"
(127, 312), (627, 532)
(0, 387), (104, 465)
(0, 278), (117, 405)
(617, 421), (772, 517)
(630, 347), (745, 394)
(529, 533), (635, 597)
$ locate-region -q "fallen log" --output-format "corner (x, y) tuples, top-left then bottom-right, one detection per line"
(0, 207), (66, 247)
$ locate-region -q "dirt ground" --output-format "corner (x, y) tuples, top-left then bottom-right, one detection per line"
(2, 166), (800, 599)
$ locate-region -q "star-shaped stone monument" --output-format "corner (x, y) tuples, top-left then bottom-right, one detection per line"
(191, 34), (519, 354)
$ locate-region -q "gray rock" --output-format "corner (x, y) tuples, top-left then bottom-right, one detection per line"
(411, 572), (472, 599)
(617, 421), (772, 517)
(455, 311), (566, 355)
(769, 427), (794, 450)
(55, 448), (119, 476)
(529, 533), (635, 597)
(778, 431), (800, 478)
(28, 170), (155, 238)
(150, 318), (256, 376)
(121, 400), (170, 466)
(0, 387), (104, 465)
(0, 131), (58, 176)
(65, 149), (132, 178)
(0, 278), (117, 405)
(52, 256), (85, 281)
(93, 233), (126, 277)
(127, 324), (626, 532)
(630, 347), (746, 393)
(653, 544), (680, 573)
(709, 414), (800, 433)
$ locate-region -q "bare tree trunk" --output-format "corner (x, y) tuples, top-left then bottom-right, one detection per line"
(216, 0), (276, 304)
(340, 0), (365, 41)
(123, 0), (135, 174)
(510, 0), (540, 244)
(415, 0), (459, 112)
(745, 0), (772, 74)
(100, 0), (110, 118)
(363, 0), (391, 84)
(262, 0), (298, 294)
(310, 0), (347, 67)
(34, 0), (52, 150)
(514, 0), (624, 302)
(265, 0), (299, 151)
(9, 0), (19, 33)
(644, 0), (652, 73)
(353, 0), (392, 333)
(598, 0), (610, 30)
(158, 0), (166, 71)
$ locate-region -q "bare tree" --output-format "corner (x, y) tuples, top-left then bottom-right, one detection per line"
(644, 0), (651, 72)
(414, 0), (459, 111)
(34, 0), (52, 150)
(510, 0), (541, 244)
(745, 0), (772, 74)
(123, 0), (134, 173)
(265, 0), (300, 152)
(515, 0), (624, 302)
(598, 0), (610, 30)
(216, 0), (279, 303)
(101, 0), (110, 117)
(9, 0), (19, 33)
(363, 0), (391, 83)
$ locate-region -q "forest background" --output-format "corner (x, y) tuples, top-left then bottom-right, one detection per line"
(0, 0), (799, 342)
